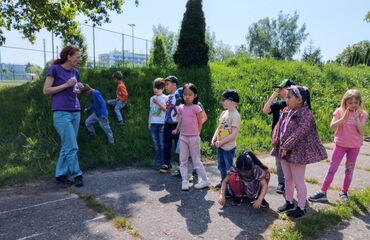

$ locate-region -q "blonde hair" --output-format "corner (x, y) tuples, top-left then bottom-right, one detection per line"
(340, 89), (366, 114)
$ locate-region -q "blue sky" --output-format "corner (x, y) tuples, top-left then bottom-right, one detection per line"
(0, 0), (369, 66)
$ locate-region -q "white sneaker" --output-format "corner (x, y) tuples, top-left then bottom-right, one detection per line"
(194, 180), (209, 189)
(181, 180), (189, 191)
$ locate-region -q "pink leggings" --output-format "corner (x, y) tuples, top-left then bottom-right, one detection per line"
(321, 145), (360, 193)
(281, 160), (307, 209)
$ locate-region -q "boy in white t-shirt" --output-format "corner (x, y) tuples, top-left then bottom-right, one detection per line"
(149, 78), (167, 168)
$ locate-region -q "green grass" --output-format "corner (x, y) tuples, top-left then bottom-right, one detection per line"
(71, 188), (142, 238)
(305, 177), (320, 185)
(0, 57), (369, 186)
(271, 188), (370, 240)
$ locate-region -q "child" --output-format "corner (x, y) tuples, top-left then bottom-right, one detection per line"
(160, 75), (182, 173)
(218, 151), (270, 208)
(271, 86), (327, 218)
(176, 86), (208, 182)
(211, 89), (241, 189)
(262, 79), (295, 194)
(309, 89), (368, 202)
(172, 83), (209, 190)
(148, 78), (167, 168)
(107, 71), (128, 125)
(81, 84), (114, 145)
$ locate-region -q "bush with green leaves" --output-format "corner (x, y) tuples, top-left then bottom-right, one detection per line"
(0, 58), (369, 186)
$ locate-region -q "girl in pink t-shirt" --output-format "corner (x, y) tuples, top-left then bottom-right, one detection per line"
(309, 89), (368, 202)
(173, 83), (209, 191)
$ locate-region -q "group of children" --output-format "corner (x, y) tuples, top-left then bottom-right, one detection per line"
(79, 71), (128, 145)
(148, 76), (368, 219)
(78, 72), (368, 219)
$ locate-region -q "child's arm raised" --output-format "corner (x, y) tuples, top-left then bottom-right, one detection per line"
(252, 179), (268, 209)
(354, 110), (367, 135)
(330, 109), (348, 130)
(218, 175), (230, 206)
(262, 90), (279, 114)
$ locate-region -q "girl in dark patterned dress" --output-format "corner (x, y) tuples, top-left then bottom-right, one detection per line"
(271, 86), (327, 218)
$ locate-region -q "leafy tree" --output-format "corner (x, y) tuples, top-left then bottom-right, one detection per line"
(174, 0), (209, 68)
(0, 0), (124, 45)
(152, 24), (177, 61)
(365, 11), (370, 22)
(335, 40), (370, 66)
(62, 27), (88, 66)
(206, 27), (235, 62)
(149, 34), (169, 67)
(25, 62), (42, 75)
(302, 40), (322, 66)
(246, 11), (308, 60)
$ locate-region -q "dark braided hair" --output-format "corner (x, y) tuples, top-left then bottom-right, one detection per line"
(236, 150), (268, 171)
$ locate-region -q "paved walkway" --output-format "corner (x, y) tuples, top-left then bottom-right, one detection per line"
(0, 142), (369, 239)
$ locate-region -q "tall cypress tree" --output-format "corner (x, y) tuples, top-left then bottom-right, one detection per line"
(174, 0), (209, 68)
(149, 34), (169, 67)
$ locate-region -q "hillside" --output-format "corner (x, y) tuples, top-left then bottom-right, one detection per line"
(0, 57), (369, 186)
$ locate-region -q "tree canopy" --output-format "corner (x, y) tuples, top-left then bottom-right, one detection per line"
(0, 0), (124, 45)
(174, 0), (209, 68)
(335, 40), (370, 66)
(152, 24), (176, 62)
(149, 34), (169, 67)
(246, 11), (308, 60)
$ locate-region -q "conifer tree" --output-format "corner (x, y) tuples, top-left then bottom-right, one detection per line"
(174, 0), (209, 68)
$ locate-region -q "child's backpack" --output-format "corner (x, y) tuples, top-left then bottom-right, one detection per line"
(228, 171), (245, 197)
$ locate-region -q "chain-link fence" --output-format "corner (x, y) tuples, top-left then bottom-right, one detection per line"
(0, 24), (151, 80)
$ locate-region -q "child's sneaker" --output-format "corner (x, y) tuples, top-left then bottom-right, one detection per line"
(232, 197), (243, 206)
(159, 164), (169, 173)
(55, 175), (73, 186)
(287, 207), (306, 218)
(339, 192), (349, 202)
(276, 184), (285, 194)
(278, 201), (295, 212)
(308, 191), (328, 202)
(261, 199), (270, 208)
(194, 180), (209, 189)
(181, 180), (189, 191)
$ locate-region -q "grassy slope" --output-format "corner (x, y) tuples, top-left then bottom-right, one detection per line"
(0, 58), (369, 186)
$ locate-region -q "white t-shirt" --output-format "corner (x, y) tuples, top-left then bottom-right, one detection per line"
(149, 94), (167, 124)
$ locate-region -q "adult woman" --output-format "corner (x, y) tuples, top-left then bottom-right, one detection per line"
(43, 46), (84, 187)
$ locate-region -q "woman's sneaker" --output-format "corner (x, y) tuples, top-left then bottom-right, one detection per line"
(181, 180), (189, 191)
(74, 175), (83, 187)
(308, 191), (327, 202)
(339, 192), (349, 202)
(278, 201), (295, 212)
(194, 180), (209, 189)
(287, 207), (306, 218)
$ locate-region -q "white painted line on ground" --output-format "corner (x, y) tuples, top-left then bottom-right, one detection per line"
(0, 195), (78, 215)
(84, 215), (106, 223)
(16, 232), (44, 240)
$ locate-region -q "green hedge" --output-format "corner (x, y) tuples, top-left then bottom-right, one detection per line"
(0, 58), (369, 186)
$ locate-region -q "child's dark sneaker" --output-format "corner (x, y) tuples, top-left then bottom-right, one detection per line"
(87, 132), (95, 143)
(276, 184), (285, 194)
(55, 175), (73, 185)
(74, 175), (83, 187)
(261, 199), (270, 208)
(339, 192), (349, 202)
(278, 201), (295, 212)
(232, 197), (243, 206)
(287, 207), (306, 218)
(308, 191), (328, 202)
(159, 164), (169, 173)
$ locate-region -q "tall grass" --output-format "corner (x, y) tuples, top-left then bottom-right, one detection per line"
(0, 58), (369, 186)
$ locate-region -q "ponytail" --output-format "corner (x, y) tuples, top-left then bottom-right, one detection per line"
(54, 46), (80, 65)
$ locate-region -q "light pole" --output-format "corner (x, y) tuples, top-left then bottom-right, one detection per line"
(128, 24), (135, 67)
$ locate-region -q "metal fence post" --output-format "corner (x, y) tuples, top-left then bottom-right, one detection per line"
(43, 39), (46, 66)
(93, 25), (96, 68)
(122, 34), (125, 67)
(146, 39), (148, 66)
(51, 32), (55, 60)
